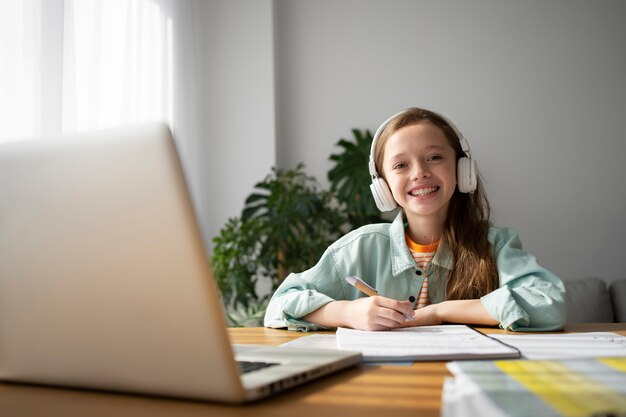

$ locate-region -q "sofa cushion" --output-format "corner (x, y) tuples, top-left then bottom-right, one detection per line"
(609, 280), (626, 323)
(564, 277), (614, 323)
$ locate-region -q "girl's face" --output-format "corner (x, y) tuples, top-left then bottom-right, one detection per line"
(382, 121), (457, 224)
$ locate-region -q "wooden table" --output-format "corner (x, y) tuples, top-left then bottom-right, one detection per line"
(1, 323), (625, 417)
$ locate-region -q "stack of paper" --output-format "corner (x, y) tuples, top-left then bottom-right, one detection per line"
(443, 357), (626, 417)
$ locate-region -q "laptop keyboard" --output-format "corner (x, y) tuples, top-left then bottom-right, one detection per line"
(237, 360), (280, 374)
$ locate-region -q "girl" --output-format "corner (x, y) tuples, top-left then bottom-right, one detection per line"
(264, 107), (566, 332)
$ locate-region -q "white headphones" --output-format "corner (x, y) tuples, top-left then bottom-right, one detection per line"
(368, 108), (477, 212)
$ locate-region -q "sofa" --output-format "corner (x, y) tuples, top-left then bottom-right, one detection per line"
(564, 277), (626, 323)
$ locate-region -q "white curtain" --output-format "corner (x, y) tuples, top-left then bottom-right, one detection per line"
(0, 0), (199, 142)
(0, 0), (49, 141)
(0, 0), (206, 237)
(62, 0), (174, 133)
(0, 0), (277, 252)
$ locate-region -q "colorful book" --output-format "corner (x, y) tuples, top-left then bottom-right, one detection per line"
(443, 357), (626, 417)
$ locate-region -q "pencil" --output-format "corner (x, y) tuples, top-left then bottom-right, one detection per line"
(345, 275), (378, 297)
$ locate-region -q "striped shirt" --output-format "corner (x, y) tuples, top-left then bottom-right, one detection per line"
(405, 234), (439, 309)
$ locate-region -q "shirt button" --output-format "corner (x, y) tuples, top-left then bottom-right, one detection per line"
(409, 296), (416, 303)
(415, 270), (422, 276)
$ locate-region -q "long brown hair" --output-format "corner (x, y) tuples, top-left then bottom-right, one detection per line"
(373, 107), (498, 299)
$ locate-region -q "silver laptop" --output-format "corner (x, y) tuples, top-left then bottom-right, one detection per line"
(0, 123), (361, 403)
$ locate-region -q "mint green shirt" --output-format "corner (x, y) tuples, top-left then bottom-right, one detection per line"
(264, 212), (566, 332)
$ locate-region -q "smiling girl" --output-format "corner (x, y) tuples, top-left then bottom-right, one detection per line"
(264, 107), (566, 332)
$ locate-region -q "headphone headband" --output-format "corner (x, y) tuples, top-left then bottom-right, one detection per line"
(368, 108), (470, 179)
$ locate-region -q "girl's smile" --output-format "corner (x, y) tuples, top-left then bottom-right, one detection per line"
(408, 185), (439, 198)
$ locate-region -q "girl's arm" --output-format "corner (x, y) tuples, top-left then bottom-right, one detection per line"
(303, 297), (415, 331)
(304, 298), (497, 330)
(405, 299), (499, 327)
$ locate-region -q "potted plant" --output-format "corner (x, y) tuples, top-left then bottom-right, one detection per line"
(212, 164), (348, 326)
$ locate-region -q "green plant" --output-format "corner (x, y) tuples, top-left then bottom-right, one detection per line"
(212, 216), (266, 309)
(212, 164), (348, 326)
(328, 129), (385, 228)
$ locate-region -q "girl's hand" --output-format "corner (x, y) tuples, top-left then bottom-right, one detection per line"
(401, 304), (443, 327)
(343, 296), (415, 331)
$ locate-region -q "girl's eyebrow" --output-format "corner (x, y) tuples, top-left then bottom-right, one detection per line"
(423, 144), (447, 151)
(388, 144), (448, 159)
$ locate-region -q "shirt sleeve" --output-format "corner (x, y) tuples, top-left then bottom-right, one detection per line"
(480, 228), (567, 332)
(263, 247), (348, 332)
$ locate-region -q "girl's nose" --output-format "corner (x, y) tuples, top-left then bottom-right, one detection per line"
(411, 162), (431, 180)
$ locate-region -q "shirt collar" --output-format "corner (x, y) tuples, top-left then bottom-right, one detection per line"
(389, 211), (454, 276)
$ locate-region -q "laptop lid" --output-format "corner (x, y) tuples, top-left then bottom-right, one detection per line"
(0, 124), (360, 403)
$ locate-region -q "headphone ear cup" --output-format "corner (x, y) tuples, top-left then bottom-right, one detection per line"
(370, 177), (397, 212)
(457, 157), (477, 193)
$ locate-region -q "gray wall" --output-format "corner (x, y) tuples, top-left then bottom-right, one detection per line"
(184, 0), (277, 251)
(197, 0), (626, 284)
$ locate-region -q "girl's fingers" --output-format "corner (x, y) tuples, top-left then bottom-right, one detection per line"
(374, 297), (415, 320)
(349, 297), (416, 330)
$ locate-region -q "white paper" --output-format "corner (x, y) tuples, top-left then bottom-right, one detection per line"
(334, 325), (520, 362)
(490, 332), (626, 360)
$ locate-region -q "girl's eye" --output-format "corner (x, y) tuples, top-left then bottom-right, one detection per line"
(392, 162), (407, 170)
(427, 155), (443, 162)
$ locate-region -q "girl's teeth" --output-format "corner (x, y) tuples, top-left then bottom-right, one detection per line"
(411, 187), (437, 197)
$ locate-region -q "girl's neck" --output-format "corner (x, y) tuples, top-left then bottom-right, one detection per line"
(404, 212), (445, 246)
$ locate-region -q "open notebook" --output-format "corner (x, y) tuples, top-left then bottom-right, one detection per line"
(0, 123), (361, 403)
(283, 325), (521, 362)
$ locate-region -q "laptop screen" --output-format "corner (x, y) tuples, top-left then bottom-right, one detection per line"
(0, 123), (247, 401)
